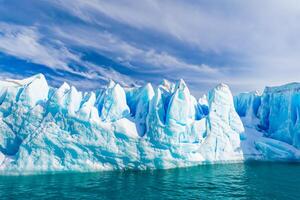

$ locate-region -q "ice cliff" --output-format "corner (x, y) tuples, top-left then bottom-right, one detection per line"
(0, 74), (299, 174)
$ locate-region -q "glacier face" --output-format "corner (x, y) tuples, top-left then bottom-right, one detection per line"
(0, 74), (299, 174)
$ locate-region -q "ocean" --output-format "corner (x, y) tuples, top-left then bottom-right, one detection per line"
(0, 162), (299, 199)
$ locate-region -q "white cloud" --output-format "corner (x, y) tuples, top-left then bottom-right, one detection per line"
(54, 0), (300, 55)
(0, 23), (80, 70)
(2, 1), (300, 94)
(53, 25), (219, 75)
(51, 0), (300, 93)
(0, 22), (138, 88)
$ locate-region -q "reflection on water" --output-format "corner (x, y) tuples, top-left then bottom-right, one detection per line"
(0, 162), (299, 199)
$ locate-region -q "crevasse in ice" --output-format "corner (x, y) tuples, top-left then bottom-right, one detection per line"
(0, 74), (299, 174)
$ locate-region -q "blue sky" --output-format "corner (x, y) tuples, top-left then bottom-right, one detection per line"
(0, 0), (300, 96)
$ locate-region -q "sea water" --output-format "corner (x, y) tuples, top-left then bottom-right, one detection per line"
(0, 162), (299, 199)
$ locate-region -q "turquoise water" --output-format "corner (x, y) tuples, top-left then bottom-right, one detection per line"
(0, 162), (299, 199)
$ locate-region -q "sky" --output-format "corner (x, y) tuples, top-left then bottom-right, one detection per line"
(0, 0), (300, 97)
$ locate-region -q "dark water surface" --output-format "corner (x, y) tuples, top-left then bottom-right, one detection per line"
(0, 162), (299, 200)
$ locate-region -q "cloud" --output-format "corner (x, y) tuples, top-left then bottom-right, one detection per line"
(1, 0), (300, 96)
(53, 25), (218, 75)
(54, 0), (300, 55)
(0, 22), (80, 70)
(0, 22), (138, 89)
(51, 0), (300, 91)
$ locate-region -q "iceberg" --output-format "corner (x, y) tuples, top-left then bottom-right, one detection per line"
(0, 74), (299, 174)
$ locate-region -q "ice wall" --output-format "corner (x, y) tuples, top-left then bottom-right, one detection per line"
(0, 74), (299, 174)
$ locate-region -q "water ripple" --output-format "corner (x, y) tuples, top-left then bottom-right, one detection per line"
(0, 162), (300, 200)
